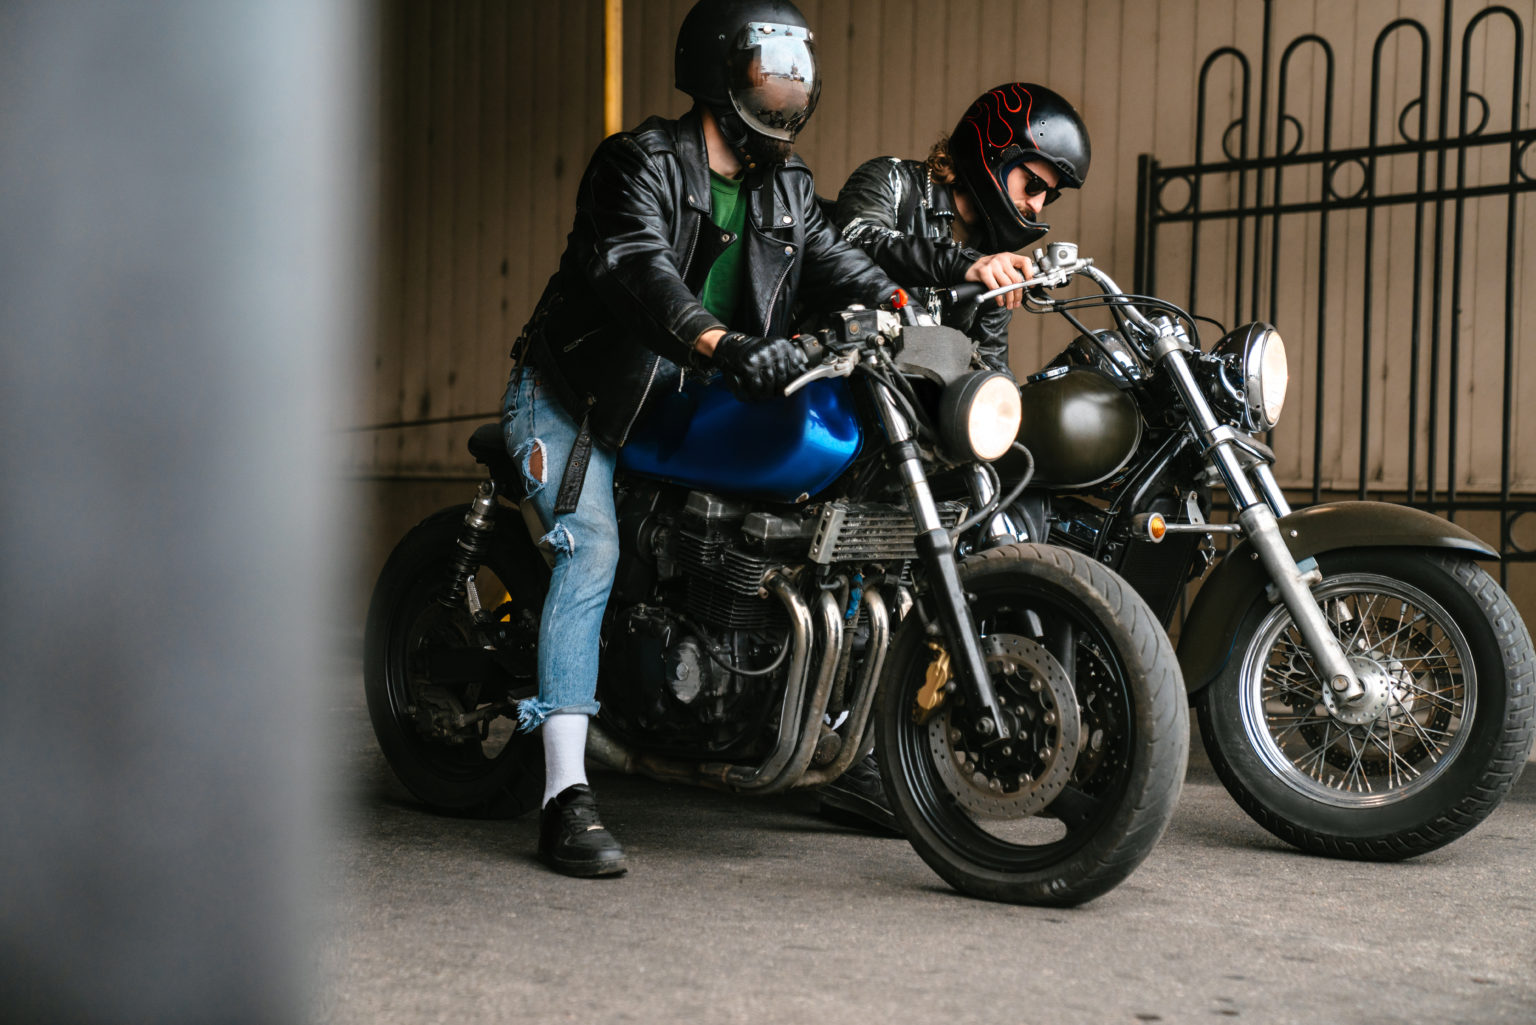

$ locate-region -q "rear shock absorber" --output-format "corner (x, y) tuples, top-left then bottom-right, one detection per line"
(441, 480), (498, 614)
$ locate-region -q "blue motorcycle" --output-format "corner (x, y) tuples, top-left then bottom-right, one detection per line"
(363, 302), (1188, 906)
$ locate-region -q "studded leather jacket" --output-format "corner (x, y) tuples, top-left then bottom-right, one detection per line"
(832, 157), (1013, 375)
(517, 108), (899, 452)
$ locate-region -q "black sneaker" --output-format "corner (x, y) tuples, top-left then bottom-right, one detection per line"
(819, 754), (903, 837)
(538, 784), (628, 877)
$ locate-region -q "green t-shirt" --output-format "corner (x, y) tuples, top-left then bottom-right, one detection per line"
(699, 170), (747, 325)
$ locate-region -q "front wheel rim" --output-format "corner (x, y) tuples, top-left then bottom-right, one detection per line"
(1238, 572), (1476, 808)
(892, 595), (1136, 872)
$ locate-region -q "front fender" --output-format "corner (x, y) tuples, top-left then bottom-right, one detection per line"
(1177, 501), (1496, 694)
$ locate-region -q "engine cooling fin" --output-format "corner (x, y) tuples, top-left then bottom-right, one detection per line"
(809, 501), (967, 565)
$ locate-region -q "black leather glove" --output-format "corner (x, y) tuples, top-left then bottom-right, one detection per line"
(711, 331), (809, 401)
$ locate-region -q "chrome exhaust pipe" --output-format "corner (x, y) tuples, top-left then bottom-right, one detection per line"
(796, 587), (890, 788)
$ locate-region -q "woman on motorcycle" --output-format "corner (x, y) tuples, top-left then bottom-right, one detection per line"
(832, 82), (1092, 375)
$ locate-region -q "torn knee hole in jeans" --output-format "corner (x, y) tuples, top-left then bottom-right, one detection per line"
(514, 438), (547, 495)
(540, 523), (574, 555)
(514, 437), (574, 555)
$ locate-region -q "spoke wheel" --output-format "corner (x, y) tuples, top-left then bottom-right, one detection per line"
(1198, 549), (1536, 859)
(1240, 574), (1474, 806)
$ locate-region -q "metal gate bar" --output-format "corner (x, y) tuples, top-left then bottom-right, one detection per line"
(1134, 0), (1536, 584)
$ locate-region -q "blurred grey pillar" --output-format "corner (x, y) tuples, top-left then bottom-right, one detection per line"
(0, 2), (365, 1022)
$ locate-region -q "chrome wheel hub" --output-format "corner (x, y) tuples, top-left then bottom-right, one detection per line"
(1323, 655), (1398, 726)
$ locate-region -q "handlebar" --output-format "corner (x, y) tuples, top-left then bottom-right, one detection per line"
(780, 241), (1148, 398)
(943, 242), (1096, 309)
(938, 278), (1041, 309)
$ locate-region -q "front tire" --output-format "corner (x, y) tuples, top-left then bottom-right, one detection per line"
(363, 504), (549, 818)
(877, 544), (1188, 906)
(1196, 549), (1536, 859)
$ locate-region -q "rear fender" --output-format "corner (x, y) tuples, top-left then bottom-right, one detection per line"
(1177, 501), (1496, 694)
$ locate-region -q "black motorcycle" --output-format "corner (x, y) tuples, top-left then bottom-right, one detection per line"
(364, 297), (1188, 906)
(946, 240), (1535, 860)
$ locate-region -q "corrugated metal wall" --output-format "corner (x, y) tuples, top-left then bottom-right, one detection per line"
(353, 0), (1536, 610)
(362, 1), (609, 478)
(357, 0), (1533, 479)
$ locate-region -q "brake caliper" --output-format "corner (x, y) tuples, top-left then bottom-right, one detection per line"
(913, 641), (951, 723)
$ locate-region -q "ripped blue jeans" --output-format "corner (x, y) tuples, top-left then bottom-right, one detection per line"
(501, 370), (619, 731)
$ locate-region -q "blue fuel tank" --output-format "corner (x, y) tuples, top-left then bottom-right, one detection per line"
(618, 375), (862, 503)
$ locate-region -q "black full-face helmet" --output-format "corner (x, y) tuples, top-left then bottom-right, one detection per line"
(675, 0), (821, 171)
(950, 83), (1091, 252)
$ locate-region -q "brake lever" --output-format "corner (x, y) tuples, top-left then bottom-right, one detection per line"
(783, 350), (860, 396)
(970, 246), (1090, 306)
(973, 265), (1078, 306)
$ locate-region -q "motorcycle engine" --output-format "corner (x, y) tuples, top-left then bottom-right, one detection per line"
(599, 486), (810, 759)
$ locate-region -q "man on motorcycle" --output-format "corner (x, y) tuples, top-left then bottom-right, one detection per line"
(810, 83), (1093, 835)
(504, 0), (903, 878)
(832, 83), (1091, 375)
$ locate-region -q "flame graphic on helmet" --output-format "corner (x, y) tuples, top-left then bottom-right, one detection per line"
(964, 83), (1038, 173)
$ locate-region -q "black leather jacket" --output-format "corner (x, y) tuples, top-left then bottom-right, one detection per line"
(832, 157), (1012, 374)
(518, 108), (899, 451)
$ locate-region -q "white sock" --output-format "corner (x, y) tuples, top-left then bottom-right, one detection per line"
(541, 713), (590, 808)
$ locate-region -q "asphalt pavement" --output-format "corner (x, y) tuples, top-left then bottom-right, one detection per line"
(316, 650), (1536, 1025)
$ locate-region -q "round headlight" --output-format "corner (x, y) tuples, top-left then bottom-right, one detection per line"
(939, 371), (1023, 462)
(1207, 322), (1288, 432)
(1251, 327), (1288, 429)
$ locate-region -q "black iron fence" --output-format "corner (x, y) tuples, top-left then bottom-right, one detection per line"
(1134, 0), (1536, 585)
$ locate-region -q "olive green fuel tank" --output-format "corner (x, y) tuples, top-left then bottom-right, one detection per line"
(1010, 366), (1143, 488)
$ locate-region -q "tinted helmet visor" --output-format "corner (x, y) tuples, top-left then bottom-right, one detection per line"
(725, 22), (820, 141)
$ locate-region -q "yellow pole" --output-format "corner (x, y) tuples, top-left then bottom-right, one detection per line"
(604, 0), (622, 137)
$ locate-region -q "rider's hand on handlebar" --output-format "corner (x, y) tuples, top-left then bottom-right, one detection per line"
(712, 331), (809, 400)
(964, 252), (1035, 308)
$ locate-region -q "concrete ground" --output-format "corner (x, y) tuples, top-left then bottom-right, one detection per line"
(316, 651), (1536, 1025)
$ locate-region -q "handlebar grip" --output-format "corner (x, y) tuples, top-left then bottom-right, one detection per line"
(943, 281), (988, 306)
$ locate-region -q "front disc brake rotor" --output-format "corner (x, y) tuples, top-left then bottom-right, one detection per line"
(927, 634), (1082, 819)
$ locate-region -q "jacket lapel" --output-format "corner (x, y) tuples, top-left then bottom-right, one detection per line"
(677, 109), (712, 218)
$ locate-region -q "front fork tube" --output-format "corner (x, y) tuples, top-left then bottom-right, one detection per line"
(1236, 503), (1362, 701)
(1251, 462), (1293, 517)
(878, 422), (1009, 738)
(1159, 348), (1362, 701)
(911, 515), (1008, 737)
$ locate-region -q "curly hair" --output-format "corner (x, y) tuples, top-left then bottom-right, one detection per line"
(925, 133), (956, 185)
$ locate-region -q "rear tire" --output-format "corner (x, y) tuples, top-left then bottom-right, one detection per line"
(877, 544), (1187, 906)
(363, 504), (548, 818)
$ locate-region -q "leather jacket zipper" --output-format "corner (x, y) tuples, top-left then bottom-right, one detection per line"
(681, 211), (702, 279)
(763, 256), (793, 331)
(564, 327), (599, 352)
(619, 355), (662, 445)
(621, 215), (702, 442)
(679, 217), (704, 393)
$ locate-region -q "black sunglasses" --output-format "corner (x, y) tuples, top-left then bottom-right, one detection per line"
(1017, 166), (1062, 206)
